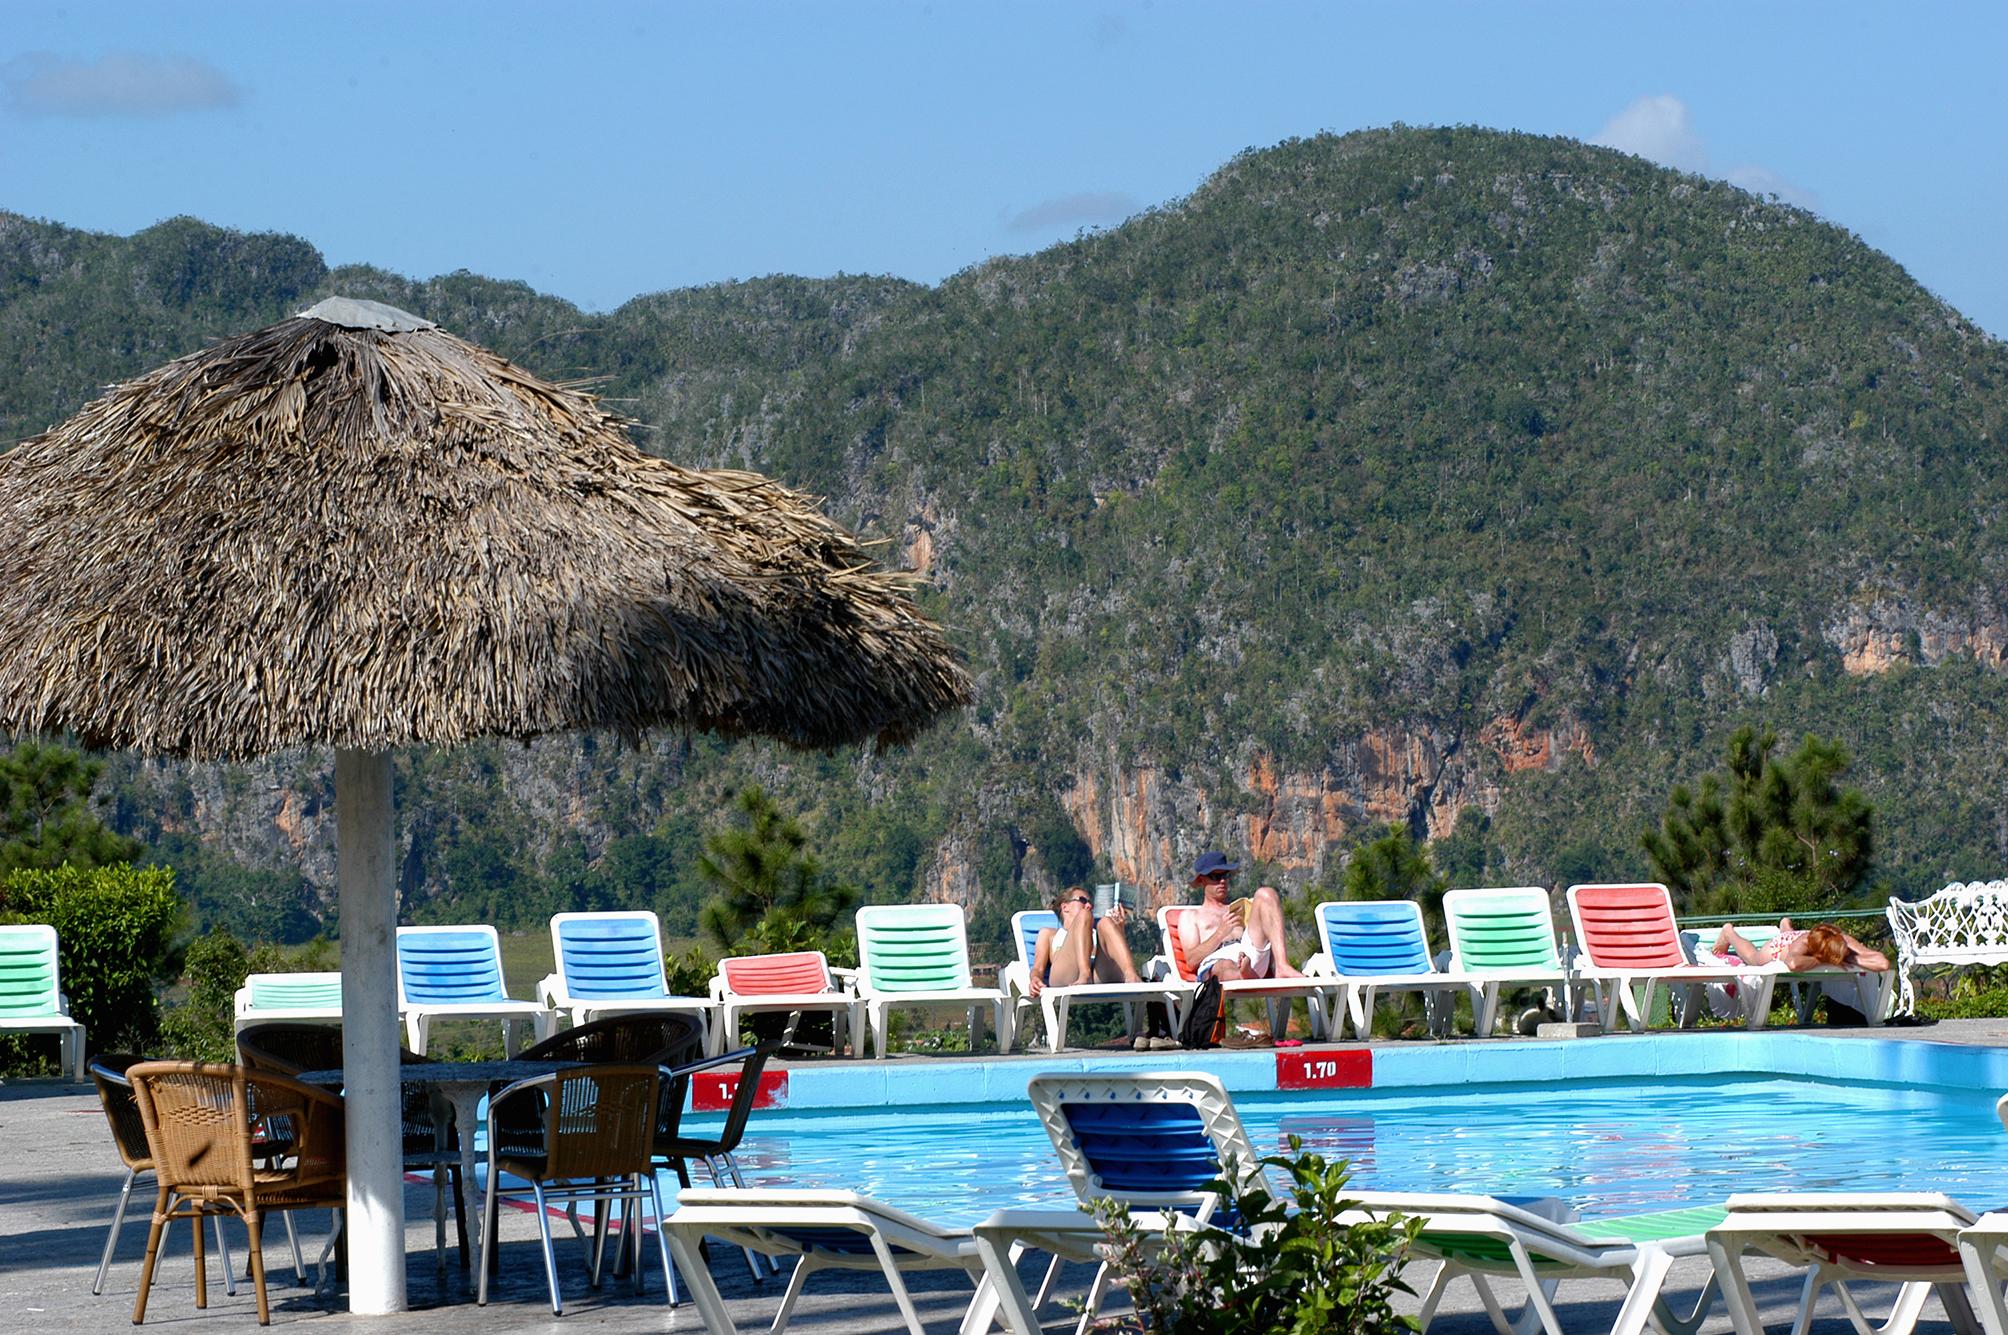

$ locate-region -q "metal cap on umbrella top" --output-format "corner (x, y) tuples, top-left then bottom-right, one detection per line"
(0, 297), (970, 1313)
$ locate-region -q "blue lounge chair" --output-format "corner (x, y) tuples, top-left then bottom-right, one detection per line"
(1303, 899), (1471, 1039)
(396, 924), (554, 1055)
(1000, 909), (1188, 1054)
(539, 911), (715, 1053)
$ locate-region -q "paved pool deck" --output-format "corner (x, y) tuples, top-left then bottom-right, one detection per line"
(5, 1018), (2005, 1333)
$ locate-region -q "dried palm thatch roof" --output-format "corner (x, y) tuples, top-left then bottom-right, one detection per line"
(0, 298), (969, 761)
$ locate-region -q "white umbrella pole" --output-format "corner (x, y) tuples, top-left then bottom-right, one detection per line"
(337, 747), (406, 1313)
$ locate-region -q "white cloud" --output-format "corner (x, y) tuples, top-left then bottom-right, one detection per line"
(2, 51), (241, 118)
(1593, 94), (1819, 213)
(1592, 94), (1708, 173)
(1004, 191), (1140, 234)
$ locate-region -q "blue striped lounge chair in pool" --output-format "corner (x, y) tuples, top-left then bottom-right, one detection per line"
(661, 1188), (1002, 1335)
(1303, 898), (1474, 1039)
(854, 903), (1011, 1059)
(0, 923), (86, 1080)
(232, 970), (344, 1030)
(1710, 1193), (1978, 1335)
(395, 923), (554, 1055)
(539, 910), (716, 1053)
(1000, 908), (1190, 1054)
(1440, 886), (1576, 1035)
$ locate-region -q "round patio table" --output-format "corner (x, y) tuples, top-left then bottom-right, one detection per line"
(298, 1059), (584, 1258)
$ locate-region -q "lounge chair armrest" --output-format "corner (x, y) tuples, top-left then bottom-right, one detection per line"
(829, 966), (859, 989)
(1001, 961), (1030, 998)
(536, 973), (562, 1008)
(1301, 954), (1334, 978)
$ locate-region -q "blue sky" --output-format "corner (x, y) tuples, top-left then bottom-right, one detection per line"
(3, 2), (2003, 336)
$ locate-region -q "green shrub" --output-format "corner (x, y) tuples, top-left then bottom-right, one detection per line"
(156, 929), (250, 1061)
(0, 862), (183, 1059)
(1094, 1140), (1423, 1334)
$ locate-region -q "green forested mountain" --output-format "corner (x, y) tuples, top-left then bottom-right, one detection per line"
(6, 125), (2007, 944)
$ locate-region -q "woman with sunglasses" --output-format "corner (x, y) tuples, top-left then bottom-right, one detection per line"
(1029, 885), (1175, 1048)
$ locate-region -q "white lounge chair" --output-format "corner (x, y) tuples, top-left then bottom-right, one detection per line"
(708, 949), (861, 1057)
(0, 923), (86, 1080)
(1028, 1069), (1270, 1333)
(1957, 1208), (2008, 1335)
(1303, 899), (1471, 1039)
(1152, 905), (1331, 1040)
(854, 904), (1011, 1059)
(1000, 909), (1189, 1053)
(660, 1187), (1000, 1335)
(1338, 1191), (1725, 1335)
(1706, 1192), (1978, 1335)
(1441, 887), (1575, 1035)
(396, 923), (553, 1055)
(1566, 884), (1781, 1031)
(1680, 924), (1896, 1026)
(538, 910), (715, 1052)
(232, 970), (344, 1031)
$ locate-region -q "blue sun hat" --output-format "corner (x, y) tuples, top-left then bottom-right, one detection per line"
(1191, 850), (1240, 883)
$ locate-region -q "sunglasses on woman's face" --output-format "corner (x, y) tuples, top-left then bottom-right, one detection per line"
(1067, 897), (1091, 906)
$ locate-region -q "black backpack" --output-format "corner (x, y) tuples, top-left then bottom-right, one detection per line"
(1179, 975), (1226, 1049)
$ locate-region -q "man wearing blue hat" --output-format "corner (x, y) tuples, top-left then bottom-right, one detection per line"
(1179, 849), (1301, 984)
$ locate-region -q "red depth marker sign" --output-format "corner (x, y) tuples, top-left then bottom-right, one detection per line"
(1275, 1049), (1372, 1090)
(691, 1069), (790, 1113)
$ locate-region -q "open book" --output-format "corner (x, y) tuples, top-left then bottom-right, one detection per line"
(1091, 882), (1138, 917)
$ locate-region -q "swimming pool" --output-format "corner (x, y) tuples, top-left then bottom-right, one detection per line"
(674, 1035), (2008, 1225)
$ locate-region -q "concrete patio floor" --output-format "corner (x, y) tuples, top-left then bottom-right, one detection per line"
(7, 1019), (2004, 1333)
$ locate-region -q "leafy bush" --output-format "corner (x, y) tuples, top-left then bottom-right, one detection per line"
(0, 862), (183, 1059)
(1093, 1140), (1423, 1335)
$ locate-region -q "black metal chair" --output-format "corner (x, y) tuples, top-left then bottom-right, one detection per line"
(650, 1036), (783, 1284)
(88, 1054), (239, 1298)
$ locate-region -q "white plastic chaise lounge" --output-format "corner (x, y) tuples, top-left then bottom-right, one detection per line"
(396, 923), (554, 1055)
(539, 910), (715, 1053)
(1566, 883), (1781, 1032)
(1679, 923), (1896, 1027)
(0, 923), (86, 1080)
(1440, 887), (1575, 1036)
(1706, 1193), (1980, 1335)
(1336, 1191), (1726, 1335)
(1001, 909), (1189, 1054)
(660, 1187), (1005, 1335)
(854, 903), (1012, 1059)
(1303, 899), (1472, 1039)
(708, 949), (862, 1057)
(232, 970), (345, 1031)
(1153, 906), (1332, 1040)
(1027, 1069), (1272, 1334)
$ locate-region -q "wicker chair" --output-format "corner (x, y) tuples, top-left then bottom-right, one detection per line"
(476, 1063), (674, 1315)
(237, 1022), (469, 1268)
(497, 1011), (706, 1160)
(126, 1061), (346, 1325)
(87, 1054), (238, 1298)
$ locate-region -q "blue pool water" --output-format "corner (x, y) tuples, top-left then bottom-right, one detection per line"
(689, 1075), (2008, 1225)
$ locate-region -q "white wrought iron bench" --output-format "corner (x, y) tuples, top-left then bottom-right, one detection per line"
(1885, 880), (2008, 1016)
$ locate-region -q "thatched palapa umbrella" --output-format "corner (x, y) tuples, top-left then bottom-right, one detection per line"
(0, 297), (969, 1312)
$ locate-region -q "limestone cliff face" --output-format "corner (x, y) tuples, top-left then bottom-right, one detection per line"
(1824, 598), (2008, 675)
(1056, 714), (1593, 907)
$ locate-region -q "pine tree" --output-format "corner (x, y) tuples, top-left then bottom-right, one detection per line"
(1642, 725), (1873, 914)
(696, 785), (859, 953)
(0, 742), (144, 874)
